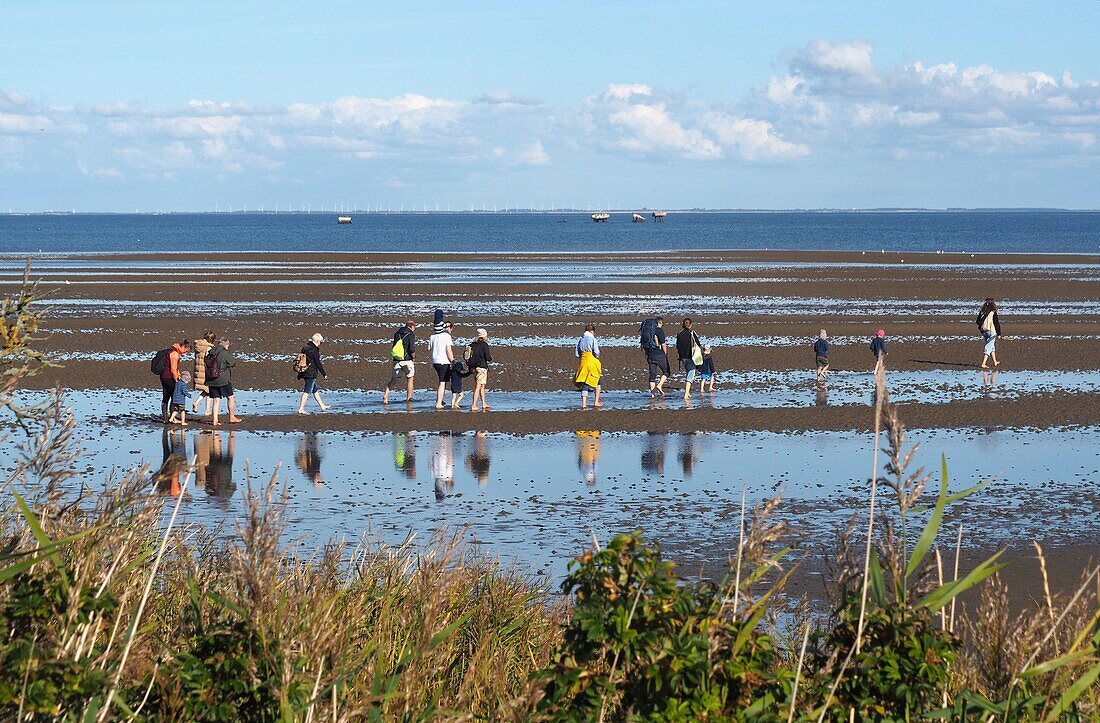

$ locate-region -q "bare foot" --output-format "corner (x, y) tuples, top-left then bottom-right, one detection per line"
(211, 421), (222, 427)
(319, 404), (330, 411)
(297, 410), (308, 415)
(980, 364), (989, 369)
(435, 404), (445, 410)
(594, 402), (604, 409)
(228, 417), (243, 424)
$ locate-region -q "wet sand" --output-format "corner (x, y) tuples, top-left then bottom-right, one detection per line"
(4, 250), (1098, 596)
(10, 250), (1100, 434)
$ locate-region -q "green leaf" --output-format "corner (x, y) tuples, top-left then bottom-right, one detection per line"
(906, 455), (949, 580)
(916, 551), (1004, 612)
(1019, 647), (1095, 680)
(1043, 661), (1100, 722)
(9, 485), (69, 588)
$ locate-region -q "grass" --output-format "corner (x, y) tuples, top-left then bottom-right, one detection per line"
(2, 270), (1098, 720)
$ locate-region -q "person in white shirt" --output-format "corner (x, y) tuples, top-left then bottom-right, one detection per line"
(428, 320), (456, 409)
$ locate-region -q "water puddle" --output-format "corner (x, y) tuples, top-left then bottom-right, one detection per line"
(20, 369), (1100, 422)
(7, 425), (1099, 577)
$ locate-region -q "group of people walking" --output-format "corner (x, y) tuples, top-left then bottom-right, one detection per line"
(153, 299), (1006, 418)
(153, 331), (241, 426)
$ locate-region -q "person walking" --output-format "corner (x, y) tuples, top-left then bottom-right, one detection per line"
(297, 333), (330, 414)
(675, 318), (702, 402)
(870, 329), (888, 364)
(428, 316), (455, 409)
(468, 327), (493, 412)
(813, 329), (830, 380)
(639, 316), (669, 397)
(574, 322), (603, 409)
(383, 320), (417, 404)
(157, 338), (191, 422)
(977, 298), (1003, 369)
(191, 331), (216, 416)
(206, 337), (242, 426)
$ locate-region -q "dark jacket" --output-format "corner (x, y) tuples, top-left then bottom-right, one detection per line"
(468, 339), (493, 369)
(813, 339), (829, 357)
(701, 355), (716, 375)
(976, 310), (1002, 336)
(675, 329), (700, 360)
(870, 337), (887, 358)
(393, 326), (415, 361)
(298, 341), (326, 379)
(206, 345), (235, 387)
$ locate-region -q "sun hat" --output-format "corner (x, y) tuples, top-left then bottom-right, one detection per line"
(875, 329), (885, 337)
(476, 327), (488, 339)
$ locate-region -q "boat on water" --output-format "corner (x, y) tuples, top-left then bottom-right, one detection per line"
(652, 211), (667, 222)
(591, 213), (610, 222)
(632, 213), (646, 223)
(337, 216), (353, 224)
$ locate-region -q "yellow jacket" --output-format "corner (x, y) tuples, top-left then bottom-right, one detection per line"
(574, 351), (602, 388)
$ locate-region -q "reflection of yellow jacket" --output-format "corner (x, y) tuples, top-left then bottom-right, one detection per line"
(574, 351), (602, 387)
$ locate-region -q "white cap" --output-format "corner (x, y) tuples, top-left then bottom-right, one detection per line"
(311, 333), (324, 343)
(476, 327), (488, 339)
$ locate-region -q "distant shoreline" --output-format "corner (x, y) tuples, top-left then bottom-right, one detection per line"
(5, 208), (1100, 216)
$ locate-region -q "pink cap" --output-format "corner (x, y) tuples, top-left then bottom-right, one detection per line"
(875, 329), (885, 337)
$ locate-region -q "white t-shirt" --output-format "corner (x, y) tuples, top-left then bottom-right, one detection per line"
(428, 332), (454, 365)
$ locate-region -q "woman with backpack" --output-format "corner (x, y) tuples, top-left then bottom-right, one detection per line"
(296, 333), (330, 414)
(206, 336), (242, 426)
(468, 328), (493, 412)
(977, 298), (1003, 369)
(191, 331), (216, 417)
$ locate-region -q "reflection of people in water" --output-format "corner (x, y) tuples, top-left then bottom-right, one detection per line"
(576, 430), (601, 485)
(641, 432), (667, 475)
(204, 430), (236, 507)
(678, 433), (700, 477)
(296, 431), (324, 486)
(815, 381), (829, 407)
(392, 431), (416, 479)
(154, 427), (189, 497)
(465, 431), (491, 486)
(981, 368), (999, 388)
(432, 432), (454, 501)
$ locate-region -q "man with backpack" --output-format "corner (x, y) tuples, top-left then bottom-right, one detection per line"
(382, 320), (417, 404)
(152, 338), (192, 422)
(639, 316), (669, 397)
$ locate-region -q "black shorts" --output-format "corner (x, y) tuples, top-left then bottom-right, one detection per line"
(160, 377), (176, 405)
(207, 384), (234, 399)
(646, 352), (670, 381)
(433, 363), (453, 383)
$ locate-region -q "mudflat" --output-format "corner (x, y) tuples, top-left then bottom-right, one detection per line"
(10, 249), (1100, 433)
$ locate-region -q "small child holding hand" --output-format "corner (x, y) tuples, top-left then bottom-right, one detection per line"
(699, 345), (716, 392)
(168, 371), (193, 425)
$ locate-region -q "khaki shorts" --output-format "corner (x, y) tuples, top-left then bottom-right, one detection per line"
(391, 358), (415, 378)
(475, 367), (488, 385)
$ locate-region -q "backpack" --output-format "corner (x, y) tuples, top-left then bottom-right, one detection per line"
(292, 352), (310, 374)
(150, 348), (171, 376)
(639, 319), (658, 350)
(391, 330), (407, 361)
(204, 349), (223, 381)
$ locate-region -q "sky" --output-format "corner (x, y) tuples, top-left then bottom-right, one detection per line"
(2, 1), (1099, 211)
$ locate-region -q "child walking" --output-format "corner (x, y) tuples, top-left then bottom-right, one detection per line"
(168, 371), (192, 425)
(870, 329), (888, 364)
(813, 330), (830, 379)
(699, 345), (716, 392)
(449, 359), (473, 409)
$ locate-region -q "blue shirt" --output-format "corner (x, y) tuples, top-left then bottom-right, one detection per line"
(870, 337), (887, 357)
(171, 381), (192, 405)
(575, 333), (600, 357)
(813, 339), (829, 357)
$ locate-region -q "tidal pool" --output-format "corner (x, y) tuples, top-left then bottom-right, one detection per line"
(10, 424), (1099, 579)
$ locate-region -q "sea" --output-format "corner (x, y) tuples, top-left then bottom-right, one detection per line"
(1, 211), (1098, 254)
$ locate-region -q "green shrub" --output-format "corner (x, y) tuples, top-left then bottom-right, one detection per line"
(537, 532), (790, 721)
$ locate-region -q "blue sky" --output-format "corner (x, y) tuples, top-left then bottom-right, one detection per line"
(2, 1), (1099, 211)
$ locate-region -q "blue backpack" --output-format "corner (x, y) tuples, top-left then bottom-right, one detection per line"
(639, 319), (658, 350)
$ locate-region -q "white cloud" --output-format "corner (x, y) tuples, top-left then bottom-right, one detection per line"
(754, 40), (1100, 161)
(703, 114), (808, 160)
